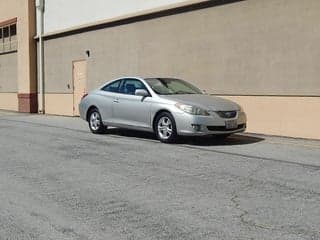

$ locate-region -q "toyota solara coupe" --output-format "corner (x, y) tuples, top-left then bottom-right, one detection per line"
(79, 77), (247, 143)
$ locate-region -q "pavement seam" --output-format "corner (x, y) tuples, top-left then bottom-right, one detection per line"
(179, 144), (320, 170)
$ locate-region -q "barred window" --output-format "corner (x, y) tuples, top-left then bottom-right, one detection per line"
(0, 22), (17, 54)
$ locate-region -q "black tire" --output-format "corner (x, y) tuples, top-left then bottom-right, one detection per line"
(154, 112), (177, 143)
(88, 108), (107, 134)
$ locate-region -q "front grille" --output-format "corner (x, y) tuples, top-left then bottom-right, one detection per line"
(215, 111), (237, 118)
(207, 124), (245, 131)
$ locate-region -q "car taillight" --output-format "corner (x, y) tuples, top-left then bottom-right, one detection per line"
(81, 93), (88, 100)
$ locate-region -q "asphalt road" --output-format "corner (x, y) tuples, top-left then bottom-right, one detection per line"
(0, 111), (319, 240)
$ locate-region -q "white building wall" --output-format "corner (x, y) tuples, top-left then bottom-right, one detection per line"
(39, 0), (203, 34)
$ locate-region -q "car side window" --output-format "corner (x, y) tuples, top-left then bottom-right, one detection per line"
(119, 79), (148, 95)
(101, 80), (121, 93)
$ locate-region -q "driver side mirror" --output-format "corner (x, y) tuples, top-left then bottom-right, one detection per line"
(135, 89), (149, 97)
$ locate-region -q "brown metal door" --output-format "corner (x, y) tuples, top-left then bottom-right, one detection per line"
(73, 60), (87, 116)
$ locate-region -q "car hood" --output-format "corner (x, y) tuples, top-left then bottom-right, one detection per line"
(161, 94), (240, 111)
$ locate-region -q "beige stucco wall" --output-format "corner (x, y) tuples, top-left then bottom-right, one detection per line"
(0, 0), (36, 94)
(222, 96), (320, 140)
(0, 93), (18, 111)
(43, 0), (320, 96)
(42, 0), (320, 139)
(43, 92), (320, 139)
(0, 1), (20, 112)
(44, 93), (74, 116)
(17, 0), (37, 94)
(0, 52), (18, 92)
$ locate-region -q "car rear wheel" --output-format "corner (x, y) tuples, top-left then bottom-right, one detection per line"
(155, 112), (177, 143)
(88, 108), (107, 134)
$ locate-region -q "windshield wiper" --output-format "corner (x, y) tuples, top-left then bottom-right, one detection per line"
(158, 93), (175, 95)
(174, 91), (196, 94)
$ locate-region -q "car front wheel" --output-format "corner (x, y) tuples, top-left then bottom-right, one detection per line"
(88, 108), (107, 134)
(155, 112), (177, 143)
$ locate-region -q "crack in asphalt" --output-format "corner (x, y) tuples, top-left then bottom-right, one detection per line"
(230, 178), (276, 232)
(229, 180), (320, 239)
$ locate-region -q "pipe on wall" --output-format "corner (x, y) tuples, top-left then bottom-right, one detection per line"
(36, 0), (45, 113)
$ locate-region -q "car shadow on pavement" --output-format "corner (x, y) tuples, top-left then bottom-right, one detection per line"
(106, 128), (264, 146)
(181, 134), (264, 146)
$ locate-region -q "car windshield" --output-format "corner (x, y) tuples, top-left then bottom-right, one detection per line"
(145, 78), (203, 95)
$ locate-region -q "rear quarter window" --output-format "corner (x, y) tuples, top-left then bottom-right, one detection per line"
(101, 80), (121, 93)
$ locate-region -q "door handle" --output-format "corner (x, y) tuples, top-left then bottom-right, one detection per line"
(113, 99), (119, 103)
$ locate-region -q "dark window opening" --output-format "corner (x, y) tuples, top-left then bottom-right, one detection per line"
(10, 24), (16, 36)
(3, 27), (9, 38)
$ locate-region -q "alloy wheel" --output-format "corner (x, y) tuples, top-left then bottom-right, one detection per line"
(157, 116), (173, 140)
(90, 111), (101, 131)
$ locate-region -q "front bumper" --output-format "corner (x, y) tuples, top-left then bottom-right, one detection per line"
(173, 111), (247, 136)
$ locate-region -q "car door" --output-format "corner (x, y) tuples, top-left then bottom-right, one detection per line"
(98, 79), (122, 123)
(112, 78), (152, 129)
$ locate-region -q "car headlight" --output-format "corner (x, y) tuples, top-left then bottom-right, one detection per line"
(175, 103), (210, 116)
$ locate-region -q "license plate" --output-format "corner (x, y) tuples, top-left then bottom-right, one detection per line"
(225, 119), (238, 129)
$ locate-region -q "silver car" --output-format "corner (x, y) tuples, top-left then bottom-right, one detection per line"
(79, 77), (247, 143)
